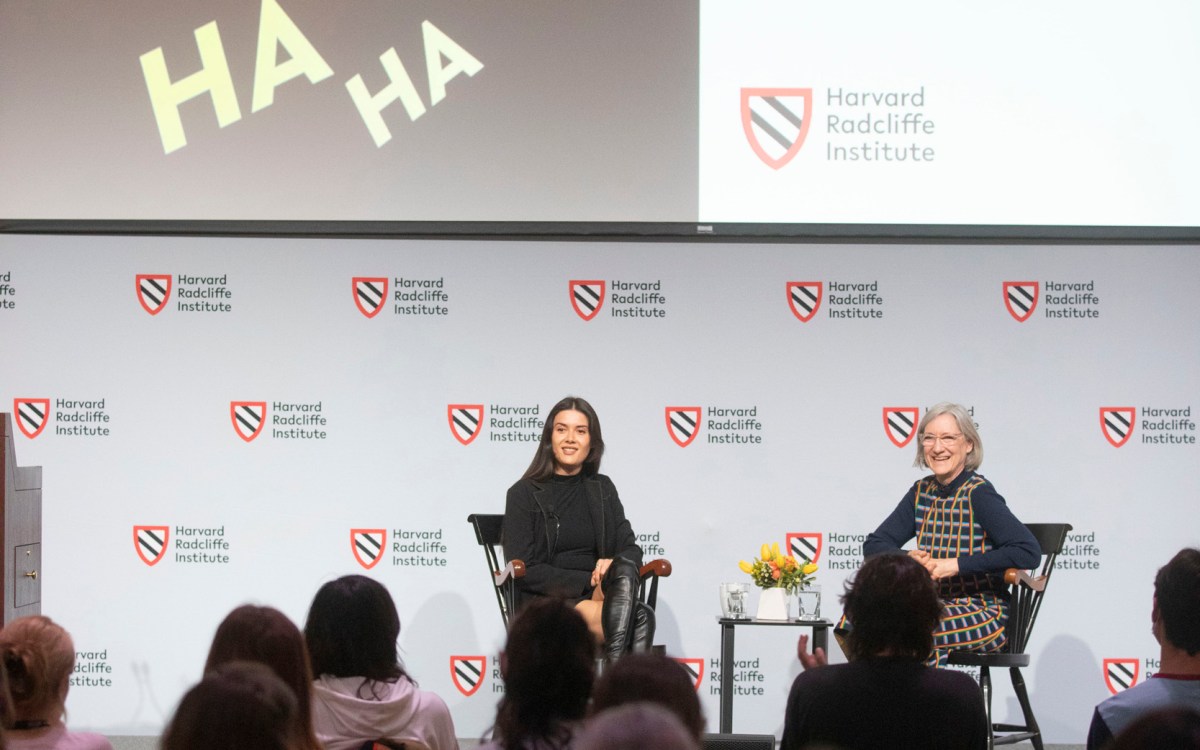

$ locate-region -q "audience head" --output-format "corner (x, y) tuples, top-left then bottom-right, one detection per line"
(204, 605), (319, 750)
(1152, 548), (1200, 656)
(1110, 706), (1200, 750)
(523, 396), (605, 480)
(842, 553), (942, 661)
(304, 575), (406, 685)
(590, 653), (704, 740)
(0, 615), (75, 725)
(162, 661), (301, 750)
(577, 703), (698, 750)
(492, 598), (594, 748)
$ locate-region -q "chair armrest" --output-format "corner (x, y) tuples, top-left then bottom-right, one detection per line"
(1003, 567), (1046, 592)
(640, 558), (672, 579)
(495, 560), (526, 586)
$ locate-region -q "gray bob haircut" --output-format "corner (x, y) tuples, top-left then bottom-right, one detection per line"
(913, 402), (983, 472)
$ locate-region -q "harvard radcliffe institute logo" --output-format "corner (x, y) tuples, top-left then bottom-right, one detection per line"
(665, 406), (702, 448)
(13, 398), (50, 439)
(1099, 407), (1136, 448)
(448, 404), (484, 445)
(353, 277), (388, 319)
(350, 529), (385, 570)
(741, 88), (813, 170)
(450, 655), (487, 697)
(787, 533), (823, 564)
(675, 658), (704, 691)
(786, 282), (823, 322)
(882, 407), (919, 448)
(569, 280), (605, 321)
(1003, 281), (1039, 323)
(1103, 658), (1139, 695)
(133, 525), (170, 566)
(230, 401), (267, 442)
(136, 274), (173, 315)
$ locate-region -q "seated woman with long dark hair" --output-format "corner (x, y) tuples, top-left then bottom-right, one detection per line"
(304, 575), (458, 750)
(502, 396), (653, 660)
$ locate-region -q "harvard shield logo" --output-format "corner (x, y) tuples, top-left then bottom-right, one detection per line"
(136, 274), (173, 315)
(883, 407), (919, 448)
(786, 282), (823, 322)
(787, 533), (823, 564)
(741, 88), (813, 170)
(569, 280), (605, 321)
(13, 398), (50, 439)
(1099, 407), (1136, 448)
(1103, 658), (1139, 694)
(674, 658), (704, 691)
(450, 655), (487, 697)
(230, 401), (266, 442)
(448, 404), (484, 445)
(133, 525), (170, 566)
(351, 529), (386, 570)
(665, 406), (702, 448)
(353, 277), (388, 319)
(1003, 281), (1039, 323)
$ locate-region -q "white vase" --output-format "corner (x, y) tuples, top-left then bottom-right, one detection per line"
(756, 587), (793, 620)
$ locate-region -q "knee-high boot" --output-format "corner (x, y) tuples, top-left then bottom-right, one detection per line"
(601, 557), (655, 660)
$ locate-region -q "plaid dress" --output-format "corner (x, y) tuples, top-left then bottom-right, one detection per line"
(914, 474), (1009, 666)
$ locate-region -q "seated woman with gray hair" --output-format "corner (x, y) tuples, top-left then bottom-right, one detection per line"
(862, 402), (1040, 666)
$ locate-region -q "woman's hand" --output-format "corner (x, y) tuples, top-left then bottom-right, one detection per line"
(591, 558), (613, 586)
(925, 557), (960, 579)
(796, 634), (827, 671)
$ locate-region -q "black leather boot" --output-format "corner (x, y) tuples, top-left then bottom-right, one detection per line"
(630, 600), (655, 652)
(600, 557), (644, 660)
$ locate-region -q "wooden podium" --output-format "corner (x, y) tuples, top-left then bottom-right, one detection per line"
(1, 413), (41, 625)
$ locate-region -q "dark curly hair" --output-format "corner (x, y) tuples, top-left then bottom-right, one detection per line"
(842, 554), (942, 661)
(491, 598), (595, 749)
(1154, 548), (1200, 656)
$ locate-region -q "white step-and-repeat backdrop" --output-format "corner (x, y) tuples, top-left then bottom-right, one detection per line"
(2, 235), (1197, 743)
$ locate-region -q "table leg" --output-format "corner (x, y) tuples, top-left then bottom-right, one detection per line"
(719, 621), (735, 733)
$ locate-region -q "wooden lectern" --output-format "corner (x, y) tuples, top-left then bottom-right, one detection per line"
(1, 413), (42, 625)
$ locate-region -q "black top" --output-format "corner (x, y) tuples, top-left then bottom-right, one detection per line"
(542, 473), (597, 577)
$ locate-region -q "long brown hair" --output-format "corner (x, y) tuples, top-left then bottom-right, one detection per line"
(521, 396), (606, 481)
(0, 615), (74, 724)
(204, 605), (321, 750)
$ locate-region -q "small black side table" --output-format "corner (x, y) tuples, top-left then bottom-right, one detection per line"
(717, 617), (832, 733)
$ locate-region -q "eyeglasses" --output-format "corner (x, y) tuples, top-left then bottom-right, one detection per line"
(920, 433), (963, 448)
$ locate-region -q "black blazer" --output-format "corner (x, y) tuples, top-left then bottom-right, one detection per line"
(502, 473), (643, 601)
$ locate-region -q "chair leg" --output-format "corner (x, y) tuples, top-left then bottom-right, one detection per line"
(1010, 666), (1042, 750)
(980, 665), (994, 750)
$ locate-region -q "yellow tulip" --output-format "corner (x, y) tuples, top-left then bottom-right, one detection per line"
(771, 542), (782, 560)
(760, 543), (772, 560)
(738, 560), (754, 574)
(802, 562), (818, 575)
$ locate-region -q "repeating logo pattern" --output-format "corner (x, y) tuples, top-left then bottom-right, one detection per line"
(741, 88), (813, 170)
(1103, 658), (1139, 695)
(450, 655), (487, 696)
(1003, 281), (1039, 322)
(882, 407), (919, 448)
(1099, 407), (1136, 448)
(230, 401), (267, 442)
(13, 398), (50, 439)
(569, 280), (605, 321)
(350, 528), (385, 570)
(353, 277), (388, 318)
(133, 525), (170, 566)
(786, 281), (823, 322)
(135, 274), (173, 315)
(665, 406), (702, 448)
(448, 404), (484, 445)
(786, 532), (823, 564)
(675, 657), (704, 691)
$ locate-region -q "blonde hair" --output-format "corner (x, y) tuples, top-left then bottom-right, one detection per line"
(0, 615), (75, 723)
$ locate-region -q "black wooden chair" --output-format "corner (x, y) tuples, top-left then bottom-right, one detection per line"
(467, 513), (671, 630)
(947, 522), (1072, 750)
